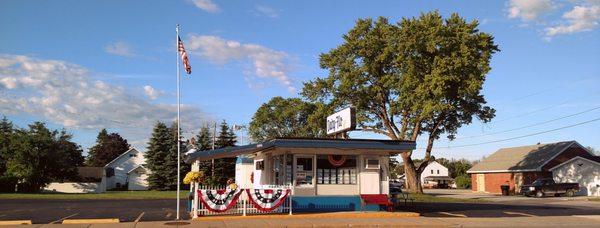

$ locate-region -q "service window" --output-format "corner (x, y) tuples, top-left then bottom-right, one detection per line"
(316, 155), (357, 184)
(295, 157), (313, 186)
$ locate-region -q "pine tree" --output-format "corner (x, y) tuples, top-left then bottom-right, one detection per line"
(86, 129), (130, 167)
(0, 117), (16, 192)
(211, 120), (237, 185)
(146, 122), (172, 190)
(164, 122), (190, 190)
(193, 126), (214, 184)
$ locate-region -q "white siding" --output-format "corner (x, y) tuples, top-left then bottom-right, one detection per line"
(128, 168), (149, 191)
(105, 148), (147, 190)
(420, 161), (449, 184)
(552, 157), (600, 196)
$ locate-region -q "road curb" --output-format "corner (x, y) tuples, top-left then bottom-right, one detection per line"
(0, 220), (32, 225)
(62, 218), (120, 224)
(193, 211), (420, 221)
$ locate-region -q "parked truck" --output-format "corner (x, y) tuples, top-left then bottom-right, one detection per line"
(521, 178), (579, 197)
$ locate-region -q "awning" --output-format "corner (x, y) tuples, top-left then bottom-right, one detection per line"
(184, 137), (416, 163)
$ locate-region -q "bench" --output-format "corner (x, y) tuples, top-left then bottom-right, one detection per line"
(398, 192), (415, 207)
(360, 194), (394, 212)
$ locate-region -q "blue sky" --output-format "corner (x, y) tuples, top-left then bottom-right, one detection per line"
(1, 0), (599, 160)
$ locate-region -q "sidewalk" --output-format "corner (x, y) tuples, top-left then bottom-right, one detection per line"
(4, 215), (600, 227)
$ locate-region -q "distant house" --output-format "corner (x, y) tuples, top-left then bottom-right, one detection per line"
(467, 141), (596, 194)
(104, 148), (149, 190)
(550, 156), (600, 196)
(402, 161), (453, 188)
(420, 161), (453, 188)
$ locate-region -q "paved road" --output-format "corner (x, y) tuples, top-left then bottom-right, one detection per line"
(0, 199), (189, 224)
(1, 196), (599, 224)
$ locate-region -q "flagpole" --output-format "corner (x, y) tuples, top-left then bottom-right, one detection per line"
(175, 24), (181, 221)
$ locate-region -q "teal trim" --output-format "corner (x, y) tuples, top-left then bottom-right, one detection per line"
(292, 195), (380, 212)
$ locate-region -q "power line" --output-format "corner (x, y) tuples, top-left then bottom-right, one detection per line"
(416, 116), (600, 150)
(451, 105), (600, 140)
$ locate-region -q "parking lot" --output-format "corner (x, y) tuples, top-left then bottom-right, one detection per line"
(0, 199), (189, 224)
(1, 191), (599, 225)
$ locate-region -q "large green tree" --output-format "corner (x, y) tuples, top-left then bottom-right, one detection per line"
(146, 121), (190, 190)
(146, 122), (172, 190)
(191, 125), (214, 184)
(249, 97), (330, 142)
(302, 12), (498, 193)
(86, 129), (130, 167)
(6, 122), (83, 192)
(210, 120), (237, 185)
(0, 117), (17, 192)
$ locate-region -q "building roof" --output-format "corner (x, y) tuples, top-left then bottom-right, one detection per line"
(104, 147), (140, 168)
(184, 137), (416, 163)
(77, 167), (104, 179)
(467, 141), (592, 173)
(127, 165), (148, 174)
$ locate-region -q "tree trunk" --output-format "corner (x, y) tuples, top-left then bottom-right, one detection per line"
(401, 152), (422, 193)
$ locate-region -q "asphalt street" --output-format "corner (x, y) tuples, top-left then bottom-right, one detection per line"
(0, 199), (189, 224)
(1, 196), (599, 224)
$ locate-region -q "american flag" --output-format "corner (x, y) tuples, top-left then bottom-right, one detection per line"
(178, 36), (191, 74)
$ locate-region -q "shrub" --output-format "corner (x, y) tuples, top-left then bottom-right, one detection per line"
(455, 175), (471, 189)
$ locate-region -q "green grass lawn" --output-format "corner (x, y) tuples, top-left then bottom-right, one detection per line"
(398, 193), (489, 203)
(0, 190), (189, 200)
(589, 197), (600, 202)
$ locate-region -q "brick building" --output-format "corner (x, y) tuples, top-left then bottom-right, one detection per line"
(467, 141), (595, 194)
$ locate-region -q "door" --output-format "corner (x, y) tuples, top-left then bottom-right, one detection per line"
(477, 174), (485, 192)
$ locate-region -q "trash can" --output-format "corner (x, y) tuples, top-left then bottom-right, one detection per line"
(501, 185), (510, 196)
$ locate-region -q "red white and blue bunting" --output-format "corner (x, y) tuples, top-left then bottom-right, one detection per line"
(197, 188), (243, 212)
(246, 188), (291, 212)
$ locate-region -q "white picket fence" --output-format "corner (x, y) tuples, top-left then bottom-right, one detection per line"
(190, 184), (293, 218)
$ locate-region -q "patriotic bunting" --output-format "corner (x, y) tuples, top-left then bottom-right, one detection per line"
(197, 188), (243, 212)
(246, 188), (291, 212)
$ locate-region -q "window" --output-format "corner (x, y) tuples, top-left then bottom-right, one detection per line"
(295, 157), (313, 186)
(255, 160), (264, 170)
(317, 155), (357, 185)
(129, 153), (137, 157)
(365, 158), (380, 169)
(437, 170), (440, 174)
(431, 170), (434, 174)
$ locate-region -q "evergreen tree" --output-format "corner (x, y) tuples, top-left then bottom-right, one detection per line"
(146, 122), (172, 190)
(86, 129), (130, 167)
(193, 126), (214, 184)
(0, 117), (17, 192)
(164, 122), (190, 190)
(211, 120), (237, 185)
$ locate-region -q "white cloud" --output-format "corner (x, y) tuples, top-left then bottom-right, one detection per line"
(507, 0), (555, 21)
(105, 41), (135, 57)
(189, 0), (219, 13)
(186, 35), (296, 93)
(0, 55), (212, 148)
(143, 85), (163, 100)
(545, 5), (600, 36)
(255, 5), (279, 18)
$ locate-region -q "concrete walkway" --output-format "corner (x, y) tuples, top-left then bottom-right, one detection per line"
(4, 215), (600, 227)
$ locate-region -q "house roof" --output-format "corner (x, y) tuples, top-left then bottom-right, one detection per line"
(104, 147), (140, 168)
(467, 141), (593, 173)
(127, 165), (148, 174)
(184, 137), (416, 163)
(77, 167), (104, 179)
(549, 156), (600, 171)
